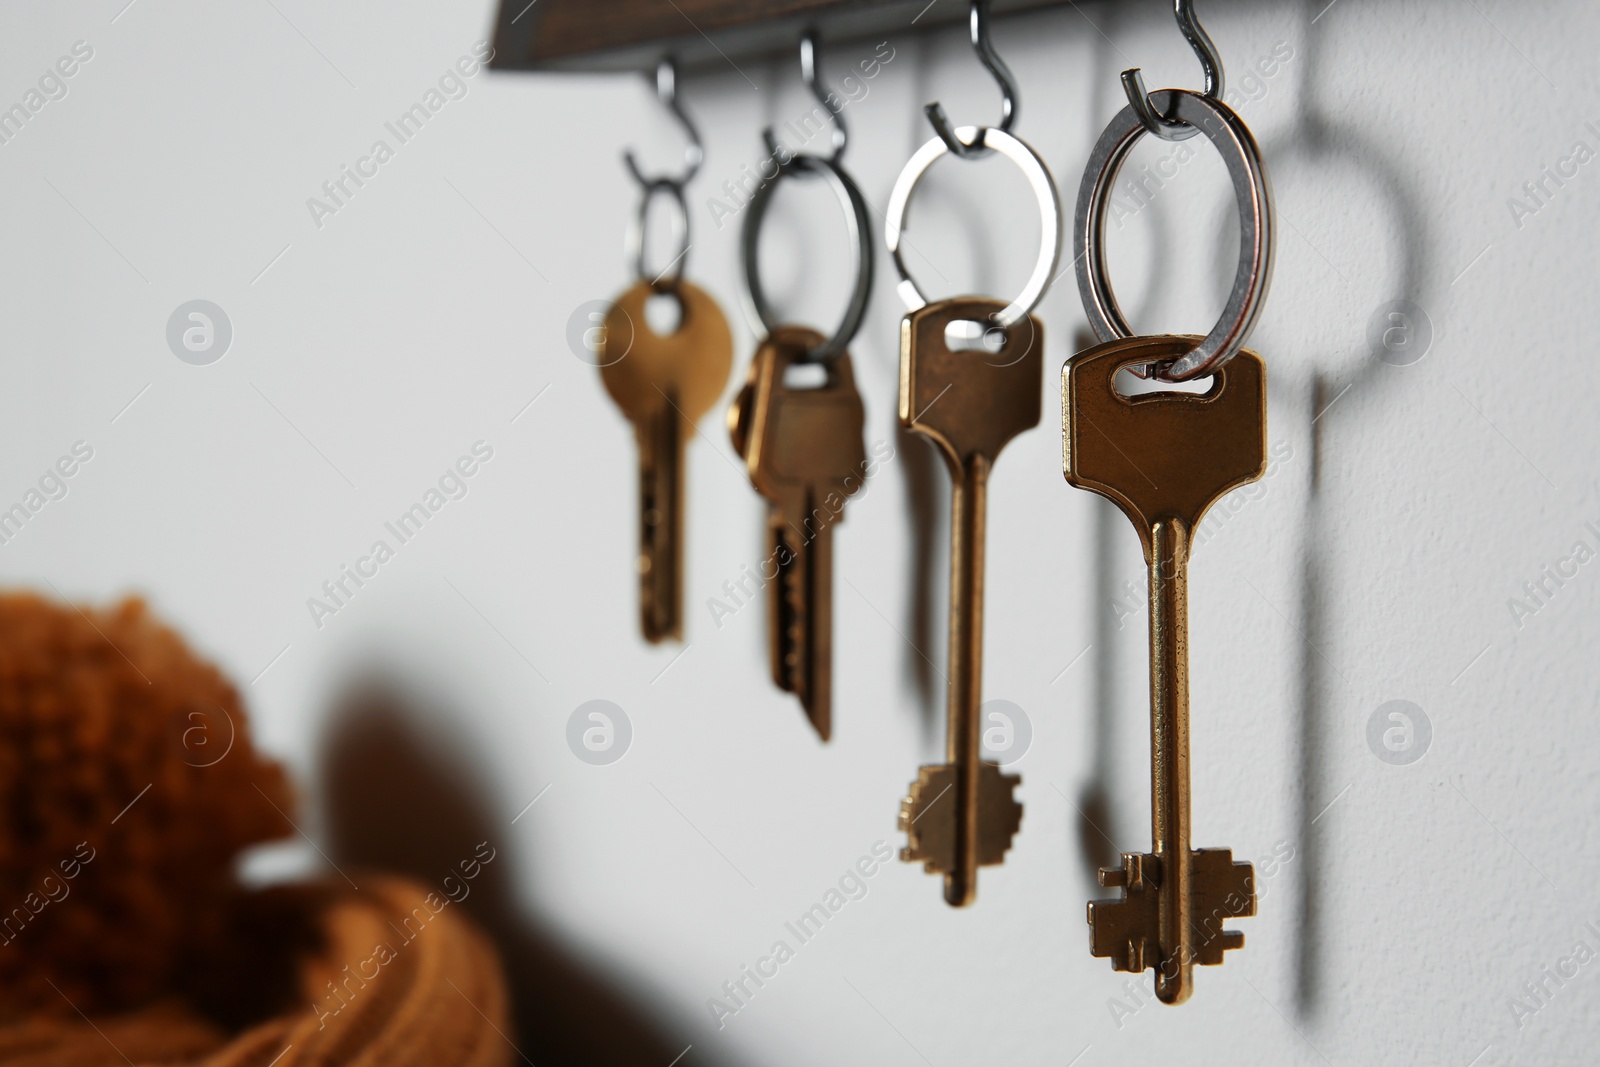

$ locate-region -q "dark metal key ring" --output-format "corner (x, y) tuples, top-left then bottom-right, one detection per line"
(741, 151), (875, 364)
(1074, 88), (1274, 381)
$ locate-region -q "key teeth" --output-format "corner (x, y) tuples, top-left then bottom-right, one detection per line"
(978, 767), (1023, 867)
(899, 765), (956, 874)
(1088, 849), (1256, 975)
(1087, 855), (1159, 973)
(898, 763), (1022, 875)
(1188, 849), (1256, 967)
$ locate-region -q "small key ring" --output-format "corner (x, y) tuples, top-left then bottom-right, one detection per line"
(741, 152), (874, 363)
(626, 177), (690, 293)
(1074, 89), (1274, 381)
(885, 125), (1061, 329)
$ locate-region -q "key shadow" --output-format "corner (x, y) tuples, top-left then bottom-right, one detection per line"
(1068, 322), (1131, 882)
(1077, 495), (1130, 878)
(1207, 0), (1433, 1020)
(318, 672), (712, 1066)
(898, 421), (945, 739)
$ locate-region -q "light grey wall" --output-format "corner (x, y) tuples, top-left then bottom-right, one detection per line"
(5, 0), (1597, 1063)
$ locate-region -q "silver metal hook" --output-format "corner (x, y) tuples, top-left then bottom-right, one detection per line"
(762, 31), (847, 164)
(924, 1), (1019, 160)
(1120, 0), (1226, 142)
(624, 57), (705, 190)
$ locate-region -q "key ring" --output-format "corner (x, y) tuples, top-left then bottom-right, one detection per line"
(886, 125), (1061, 329)
(742, 153), (873, 363)
(1074, 88), (1274, 381)
(740, 32), (873, 363)
(626, 178), (690, 293)
(623, 57), (700, 293)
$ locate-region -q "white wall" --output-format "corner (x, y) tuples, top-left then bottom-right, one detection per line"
(5, 0), (1598, 1063)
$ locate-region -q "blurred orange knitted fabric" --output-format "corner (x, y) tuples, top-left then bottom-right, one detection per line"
(0, 594), (292, 1014)
(0, 593), (512, 1067)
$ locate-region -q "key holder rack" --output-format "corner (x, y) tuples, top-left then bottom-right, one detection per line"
(489, 0), (1082, 74)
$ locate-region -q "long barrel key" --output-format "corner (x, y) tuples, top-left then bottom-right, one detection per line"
(728, 326), (867, 740)
(1064, 334), (1264, 1003)
(599, 280), (733, 642)
(898, 299), (1040, 906)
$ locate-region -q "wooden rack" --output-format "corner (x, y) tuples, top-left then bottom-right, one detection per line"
(490, 0), (1077, 74)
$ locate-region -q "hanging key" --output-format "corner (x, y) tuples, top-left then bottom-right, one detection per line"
(599, 280), (732, 642)
(1064, 334), (1263, 1003)
(897, 298), (1040, 906)
(728, 326), (867, 740)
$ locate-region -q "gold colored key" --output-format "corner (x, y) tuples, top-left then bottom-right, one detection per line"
(1063, 334), (1264, 1004)
(728, 326), (867, 740)
(897, 298), (1040, 906)
(599, 280), (732, 642)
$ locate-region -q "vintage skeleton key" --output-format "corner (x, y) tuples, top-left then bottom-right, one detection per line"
(599, 280), (732, 642)
(897, 298), (1040, 906)
(1064, 334), (1264, 1003)
(728, 326), (867, 740)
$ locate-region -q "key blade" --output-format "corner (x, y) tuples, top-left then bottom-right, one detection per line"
(1063, 335), (1266, 550)
(637, 405), (682, 643)
(766, 483), (840, 742)
(801, 517), (835, 741)
(900, 299), (1042, 469)
(766, 507), (800, 695)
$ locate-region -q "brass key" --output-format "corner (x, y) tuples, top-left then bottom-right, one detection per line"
(1064, 334), (1264, 1004)
(897, 298), (1040, 906)
(599, 280), (732, 642)
(728, 326), (867, 740)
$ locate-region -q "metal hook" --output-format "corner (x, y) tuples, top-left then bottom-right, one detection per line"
(1120, 0), (1226, 142)
(762, 31), (847, 164)
(624, 57), (704, 190)
(923, 1), (1020, 160)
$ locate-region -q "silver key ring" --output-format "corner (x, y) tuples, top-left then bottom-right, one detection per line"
(885, 125), (1061, 329)
(741, 152), (874, 363)
(1075, 88), (1274, 381)
(626, 178), (691, 293)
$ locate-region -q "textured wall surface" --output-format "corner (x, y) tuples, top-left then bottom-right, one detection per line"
(5, 0), (1597, 1063)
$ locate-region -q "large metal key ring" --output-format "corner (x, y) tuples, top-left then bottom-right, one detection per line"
(886, 125), (1061, 330)
(1075, 89), (1274, 381)
(742, 152), (874, 363)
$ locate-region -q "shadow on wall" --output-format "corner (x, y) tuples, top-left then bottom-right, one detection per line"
(318, 676), (711, 1067)
(1254, 0), (1430, 1021)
